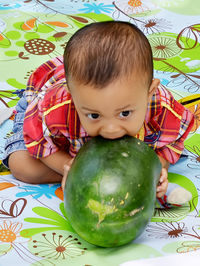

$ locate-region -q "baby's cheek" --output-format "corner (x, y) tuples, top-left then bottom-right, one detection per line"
(85, 125), (99, 137)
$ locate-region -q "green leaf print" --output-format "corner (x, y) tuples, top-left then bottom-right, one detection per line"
(7, 78), (26, 89)
(20, 203), (75, 238)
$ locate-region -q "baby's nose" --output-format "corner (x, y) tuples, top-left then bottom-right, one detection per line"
(101, 122), (123, 139)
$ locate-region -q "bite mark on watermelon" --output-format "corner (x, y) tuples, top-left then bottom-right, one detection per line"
(128, 206), (144, 217)
(87, 199), (117, 227)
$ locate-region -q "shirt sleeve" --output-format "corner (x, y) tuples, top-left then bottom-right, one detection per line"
(23, 96), (60, 159)
(23, 57), (73, 159)
(25, 56), (64, 102)
(155, 106), (194, 164)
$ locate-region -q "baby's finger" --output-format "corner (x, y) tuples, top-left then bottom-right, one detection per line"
(156, 179), (168, 198)
(158, 179), (168, 192)
(68, 158), (74, 167)
(159, 168), (168, 183)
(62, 164), (70, 191)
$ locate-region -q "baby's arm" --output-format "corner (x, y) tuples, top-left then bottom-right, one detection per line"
(40, 150), (74, 176)
(156, 155), (192, 204)
(156, 155), (169, 198)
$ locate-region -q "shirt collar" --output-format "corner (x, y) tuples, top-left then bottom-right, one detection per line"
(144, 86), (162, 134)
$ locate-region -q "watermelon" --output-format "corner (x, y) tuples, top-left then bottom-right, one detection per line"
(64, 136), (161, 247)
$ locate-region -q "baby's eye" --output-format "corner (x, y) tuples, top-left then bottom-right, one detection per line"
(87, 113), (100, 120)
(119, 110), (132, 118)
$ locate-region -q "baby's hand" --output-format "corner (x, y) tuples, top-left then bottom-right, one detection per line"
(156, 167), (168, 198)
(61, 158), (74, 191)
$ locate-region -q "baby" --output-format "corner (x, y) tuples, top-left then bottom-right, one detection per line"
(3, 21), (194, 205)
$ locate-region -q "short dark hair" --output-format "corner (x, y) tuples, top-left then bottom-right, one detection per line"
(64, 21), (153, 88)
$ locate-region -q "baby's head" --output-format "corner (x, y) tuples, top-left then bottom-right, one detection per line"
(64, 21), (159, 139)
(64, 20), (153, 88)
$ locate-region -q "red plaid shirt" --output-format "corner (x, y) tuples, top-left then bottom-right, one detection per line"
(23, 57), (194, 164)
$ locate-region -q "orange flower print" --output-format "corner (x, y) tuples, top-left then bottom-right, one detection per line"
(187, 103), (200, 133)
(128, 0), (142, 7)
(0, 221), (22, 243)
(117, 0), (150, 15)
(0, 221), (37, 263)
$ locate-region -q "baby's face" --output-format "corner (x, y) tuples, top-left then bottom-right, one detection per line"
(69, 74), (158, 139)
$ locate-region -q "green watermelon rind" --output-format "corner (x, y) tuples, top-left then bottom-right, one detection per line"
(64, 136), (161, 247)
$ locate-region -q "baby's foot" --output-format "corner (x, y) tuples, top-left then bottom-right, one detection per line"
(157, 183), (192, 208)
(167, 183), (192, 205)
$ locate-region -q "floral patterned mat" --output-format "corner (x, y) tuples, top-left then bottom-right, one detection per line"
(0, 1), (200, 265)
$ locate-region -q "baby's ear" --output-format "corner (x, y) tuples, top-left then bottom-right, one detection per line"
(148, 78), (160, 100)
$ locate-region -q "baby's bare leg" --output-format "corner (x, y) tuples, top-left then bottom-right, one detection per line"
(8, 150), (62, 184)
